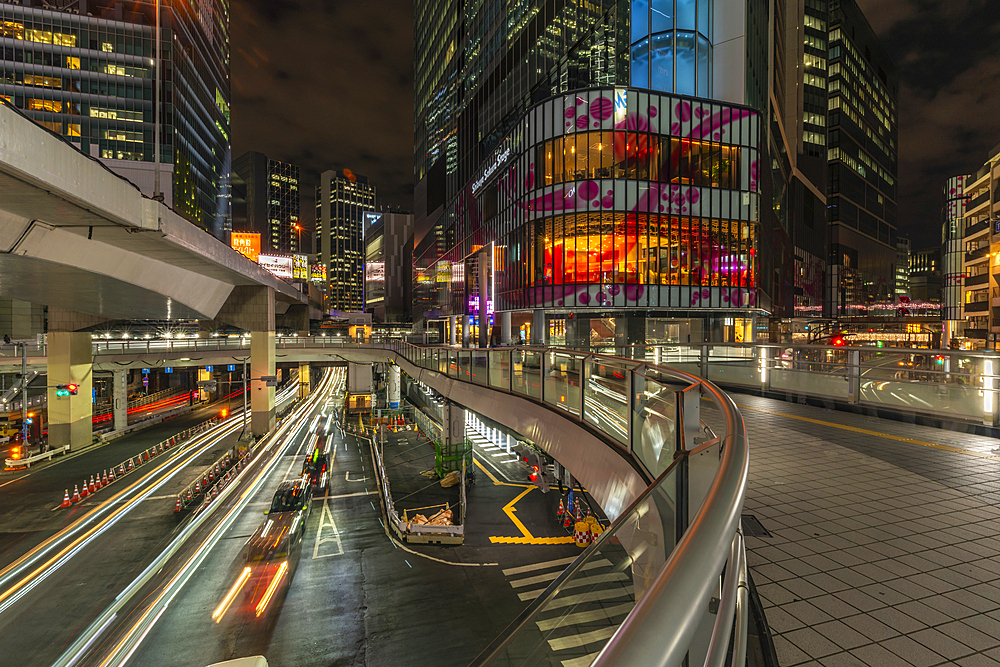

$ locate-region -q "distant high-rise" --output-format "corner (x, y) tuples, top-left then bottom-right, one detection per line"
(0, 0), (231, 238)
(895, 237), (910, 299)
(942, 174), (968, 345)
(316, 169), (375, 312)
(232, 151), (301, 255)
(825, 0), (899, 317)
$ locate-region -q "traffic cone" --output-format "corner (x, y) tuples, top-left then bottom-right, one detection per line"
(80, 481), (89, 498)
(186, 488), (193, 502)
(88, 476), (96, 494)
(127, 459), (133, 471)
(61, 490), (72, 508)
(563, 509), (573, 528)
(194, 479), (201, 494)
(94, 474), (102, 491)
(174, 497), (182, 513)
(208, 468), (214, 483)
(72, 485), (82, 503)
(585, 506), (593, 521)
(557, 498), (565, 520)
(108, 468), (115, 482)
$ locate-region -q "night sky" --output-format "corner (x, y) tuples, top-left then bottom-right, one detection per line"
(231, 1), (1000, 251)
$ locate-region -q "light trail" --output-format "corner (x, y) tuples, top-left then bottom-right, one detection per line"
(53, 370), (338, 667)
(0, 382), (298, 616)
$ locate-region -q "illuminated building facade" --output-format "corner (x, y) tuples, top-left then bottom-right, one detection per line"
(825, 0), (899, 317)
(231, 151), (301, 255)
(364, 211), (415, 323)
(0, 0), (231, 238)
(414, 0), (846, 345)
(960, 148), (1000, 348)
(316, 169), (375, 313)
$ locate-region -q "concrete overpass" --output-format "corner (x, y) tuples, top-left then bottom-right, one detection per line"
(0, 102), (312, 447)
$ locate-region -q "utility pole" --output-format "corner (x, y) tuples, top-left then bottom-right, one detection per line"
(20, 342), (28, 451)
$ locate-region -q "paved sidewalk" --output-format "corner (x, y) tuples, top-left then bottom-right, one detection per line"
(734, 394), (1000, 667)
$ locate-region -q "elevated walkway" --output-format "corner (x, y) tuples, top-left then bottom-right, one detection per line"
(733, 391), (1000, 666)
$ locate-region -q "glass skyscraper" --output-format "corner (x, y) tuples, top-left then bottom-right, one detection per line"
(232, 151), (301, 255)
(316, 169), (375, 313)
(413, 0), (822, 345)
(0, 0), (230, 238)
(825, 0), (898, 318)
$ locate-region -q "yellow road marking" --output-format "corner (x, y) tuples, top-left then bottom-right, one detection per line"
(736, 403), (1000, 462)
(475, 458), (574, 544)
(490, 535), (576, 545)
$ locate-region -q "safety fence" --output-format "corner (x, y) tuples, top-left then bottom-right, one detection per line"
(58, 414), (225, 507)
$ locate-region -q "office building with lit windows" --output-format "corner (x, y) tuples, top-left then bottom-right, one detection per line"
(231, 151), (301, 255)
(0, 0), (230, 238)
(316, 169), (375, 313)
(960, 147), (1000, 348)
(413, 0), (843, 345)
(942, 174), (967, 345)
(825, 0), (899, 317)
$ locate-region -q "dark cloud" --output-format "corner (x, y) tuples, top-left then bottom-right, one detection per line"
(231, 0), (414, 242)
(857, 0), (1000, 248)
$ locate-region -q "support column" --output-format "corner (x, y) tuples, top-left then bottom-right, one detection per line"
(298, 363), (311, 399)
(478, 247), (490, 349)
(448, 316), (457, 345)
(500, 311), (512, 345)
(113, 369), (127, 432)
(531, 309), (546, 345)
(250, 331), (276, 436)
(462, 315), (471, 347)
(388, 364), (401, 409)
(47, 331), (93, 451)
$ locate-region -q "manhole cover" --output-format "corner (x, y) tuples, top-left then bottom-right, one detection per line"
(741, 514), (771, 538)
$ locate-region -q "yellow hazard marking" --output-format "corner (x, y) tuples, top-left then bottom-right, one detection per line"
(490, 535), (576, 545)
(475, 458), (574, 544)
(737, 403), (1000, 462)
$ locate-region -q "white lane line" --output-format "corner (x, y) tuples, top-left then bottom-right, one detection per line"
(517, 573), (630, 601)
(536, 601), (634, 632)
(312, 498), (343, 559)
(562, 652), (602, 667)
(345, 471), (367, 482)
(509, 559), (612, 588)
(548, 625), (618, 651)
(0, 474), (29, 489)
(497, 458), (519, 464)
(489, 451), (511, 457)
(314, 490), (374, 500)
(542, 586), (636, 612)
(502, 555), (578, 576)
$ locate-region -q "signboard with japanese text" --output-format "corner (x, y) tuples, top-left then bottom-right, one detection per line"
(230, 233), (261, 262)
(258, 254), (293, 279)
(293, 254), (309, 280)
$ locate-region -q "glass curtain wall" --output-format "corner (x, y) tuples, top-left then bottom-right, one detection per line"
(630, 0), (712, 96)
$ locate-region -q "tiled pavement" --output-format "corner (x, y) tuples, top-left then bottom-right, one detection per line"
(732, 394), (1000, 667)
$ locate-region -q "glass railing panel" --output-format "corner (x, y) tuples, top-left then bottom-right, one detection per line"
(489, 350), (509, 389)
(705, 346), (759, 387)
(457, 351), (471, 381)
(583, 359), (628, 444)
(480, 463), (679, 666)
(513, 350), (541, 398)
(448, 349), (459, 377)
(544, 352), (581, 417)
(472, 350), (488, 385)
(631, 375), (678, 477)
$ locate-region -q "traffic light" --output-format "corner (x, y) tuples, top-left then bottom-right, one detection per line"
(933, 355), (946, 364)
(220, 408), (228, 418)
(55, 384), (78, 397)
(831, 335), (845, 347)
(527, 452), (550, 493)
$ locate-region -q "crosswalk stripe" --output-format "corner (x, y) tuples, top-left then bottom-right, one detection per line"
(548, 625), (618, 651)
(542, 586), (635, 612)
(490, 451), (511, 457)
(517, 572), (629, 601)
(503, 556), (578, 576)
(509, 559), (612, 588)
(536, 601), (634, 631)
(497, 458), (519, 464)
(561, 652), (602, 667)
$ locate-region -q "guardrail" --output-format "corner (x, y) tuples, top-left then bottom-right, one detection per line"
(366, 340), (748, 667)
(5, 444), (69, 468)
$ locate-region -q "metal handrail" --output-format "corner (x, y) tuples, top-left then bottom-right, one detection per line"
(380, 340), (749, 667)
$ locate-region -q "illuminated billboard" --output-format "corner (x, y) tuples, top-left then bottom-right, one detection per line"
(258, 254), (293, 279)
(310, 263), (327, 282)
(230, 233), (260, 262)
(293, 254), (309, 280)
(365, 262), (385, 283)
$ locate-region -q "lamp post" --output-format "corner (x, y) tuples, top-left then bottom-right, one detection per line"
(152, 0), (162, 201)
(294, 224), (302, 252)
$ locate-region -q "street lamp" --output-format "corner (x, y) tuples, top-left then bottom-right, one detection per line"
(294, 224), (302, 252)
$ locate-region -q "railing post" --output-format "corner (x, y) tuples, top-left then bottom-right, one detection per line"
(700, 345), (709, 379)
(759, 345), (770, 392)
(847, 349), (860, 403)
(983, 358), (997, 426)
(579, 355), (589, 421)
(540, 350), (549, 403)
